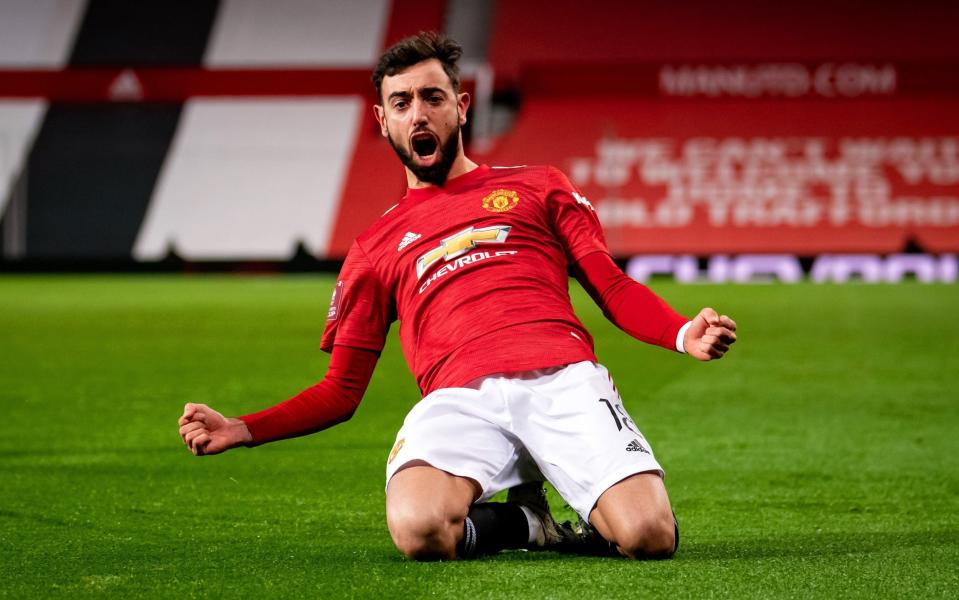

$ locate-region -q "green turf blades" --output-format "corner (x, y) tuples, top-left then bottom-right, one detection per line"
(1, 275), (957, 598)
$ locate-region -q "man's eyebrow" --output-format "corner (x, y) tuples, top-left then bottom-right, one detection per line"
(388, 87), (448, 101)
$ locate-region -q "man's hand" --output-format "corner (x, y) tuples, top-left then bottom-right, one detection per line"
(178, 403), (253, 456)
(683, 307), (737, 361)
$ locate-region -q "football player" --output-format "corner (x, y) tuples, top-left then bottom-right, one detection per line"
(178, 32), (737, 560)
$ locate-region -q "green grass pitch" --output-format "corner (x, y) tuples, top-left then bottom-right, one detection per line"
(2, 274), (958, 598)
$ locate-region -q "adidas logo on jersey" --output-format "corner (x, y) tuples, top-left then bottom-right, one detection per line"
(625, 439), (650, 454)
(397, 231), (422, 252)
(573, 191), (595, 211)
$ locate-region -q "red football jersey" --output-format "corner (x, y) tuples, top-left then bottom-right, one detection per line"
(321, 164), (609, 395)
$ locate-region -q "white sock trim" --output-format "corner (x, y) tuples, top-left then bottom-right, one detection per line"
(518, 505), (545, 546)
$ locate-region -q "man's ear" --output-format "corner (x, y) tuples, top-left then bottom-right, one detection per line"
(457, 92), (471, 126)
(373, 104), (388, 137)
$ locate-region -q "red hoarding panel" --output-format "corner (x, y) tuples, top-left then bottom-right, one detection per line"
(0, 63), (952, 102)
(489, 1), (959, 85)
(518, 62), (959, 99)
(485, 98), (959, 254)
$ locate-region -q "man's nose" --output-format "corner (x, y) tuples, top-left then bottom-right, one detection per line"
(410, 98), (429, 125)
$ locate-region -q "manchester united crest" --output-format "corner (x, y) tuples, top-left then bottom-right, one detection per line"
(482, 189), (520, 213)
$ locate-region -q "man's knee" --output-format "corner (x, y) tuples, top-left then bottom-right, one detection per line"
(387, 504), (463, 561)
(385, 466), (476, 561)
(616, 511), (677, 560)
(591, 472), (677, 559)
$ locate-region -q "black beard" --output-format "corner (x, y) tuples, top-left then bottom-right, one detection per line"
(388, 123), (461, 186)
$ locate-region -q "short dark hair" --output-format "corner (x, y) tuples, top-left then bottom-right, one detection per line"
(372, 31), (462, 103)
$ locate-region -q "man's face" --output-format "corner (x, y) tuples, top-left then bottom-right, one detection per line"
(374, 59), (470, 186)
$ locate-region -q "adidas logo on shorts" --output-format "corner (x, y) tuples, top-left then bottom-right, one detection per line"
(626, 439), (650, 454)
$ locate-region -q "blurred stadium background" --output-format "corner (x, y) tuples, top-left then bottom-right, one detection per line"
(1, 0), (956, 274)
(2, 1), (958, 598)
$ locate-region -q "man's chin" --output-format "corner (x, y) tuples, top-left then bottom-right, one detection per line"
(411, 153), (439, 169)
(408, 159), (451, 186)
(405, 147), (457, 186)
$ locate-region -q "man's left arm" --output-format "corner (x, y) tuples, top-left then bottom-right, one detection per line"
(545, 165), (736, 360)
(572, 251), (736, 361)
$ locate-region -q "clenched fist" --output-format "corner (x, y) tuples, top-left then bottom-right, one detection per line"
(683, 307), (737, 361)
(178, 403), (252, 456)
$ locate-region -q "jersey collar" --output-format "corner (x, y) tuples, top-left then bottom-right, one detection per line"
(403, 164), (491, 202)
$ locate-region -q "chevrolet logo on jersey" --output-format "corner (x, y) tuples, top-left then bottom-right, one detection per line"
(416, 225), (511, 279)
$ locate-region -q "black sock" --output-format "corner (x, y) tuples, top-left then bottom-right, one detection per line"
(672, 514), (680, 554)
(456, 502), (529, 559)
(583, 528), (621, 557)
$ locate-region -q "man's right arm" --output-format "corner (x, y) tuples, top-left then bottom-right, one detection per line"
(178, 344), (379, 456)
(179, 240), (394, 456)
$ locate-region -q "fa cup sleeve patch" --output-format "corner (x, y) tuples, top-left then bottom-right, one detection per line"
(327, 281), (345, 320)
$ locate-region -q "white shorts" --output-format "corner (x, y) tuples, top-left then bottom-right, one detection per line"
(384, 361), (664, 521)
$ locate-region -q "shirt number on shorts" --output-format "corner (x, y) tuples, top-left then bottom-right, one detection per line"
(598, 398), (638, 434)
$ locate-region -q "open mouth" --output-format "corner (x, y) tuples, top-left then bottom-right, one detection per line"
(411, 132), (439, 158)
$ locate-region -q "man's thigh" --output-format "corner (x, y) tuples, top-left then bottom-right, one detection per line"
(386, 463), (479, 524)
(511, 361), (665, 521)
(385, 384), (537, 501)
